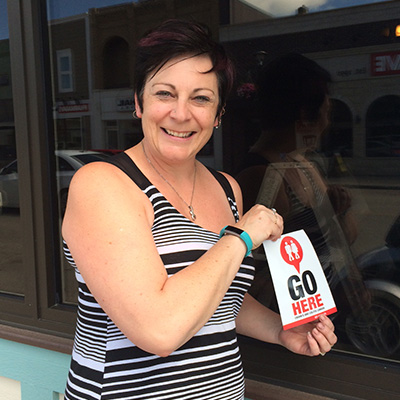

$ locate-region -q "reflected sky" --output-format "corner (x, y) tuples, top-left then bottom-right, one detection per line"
(244, 0), (388, 16)
(46, 0), (134, 19)
(0, 0), (390, 39)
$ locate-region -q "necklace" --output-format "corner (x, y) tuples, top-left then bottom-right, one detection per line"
(142, 142), (197, 221)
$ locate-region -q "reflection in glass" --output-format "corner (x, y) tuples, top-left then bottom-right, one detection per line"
(234, 0), (388, 18)
(366, 95), (400, 157)
(46, 1), (150, 304)
(0, 0), (23, 296)
(233, 49), (400, 362)
(43, 0), (400, 362)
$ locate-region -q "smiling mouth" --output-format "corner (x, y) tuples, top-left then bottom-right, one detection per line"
(163, 128), (195, 138)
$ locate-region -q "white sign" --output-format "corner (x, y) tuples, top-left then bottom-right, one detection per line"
(58, 104), (89, 113)
(116, 97), (135, 111)
(316, 54), (369, 82)
(263, 230), (337, 330)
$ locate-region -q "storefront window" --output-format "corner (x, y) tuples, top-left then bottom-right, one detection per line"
(0, 0), (397, 398)
(0, 0), (23, 296)
(0, 0), (390, 396)
(44, 0), (400, 361)
(221, 0), (400, 365)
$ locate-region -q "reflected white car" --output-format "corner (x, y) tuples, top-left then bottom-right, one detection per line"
(0, 150), (109, 210)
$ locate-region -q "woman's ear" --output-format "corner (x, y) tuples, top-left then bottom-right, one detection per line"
(214, 106), (226, 128)
(134, 93), (143, 118)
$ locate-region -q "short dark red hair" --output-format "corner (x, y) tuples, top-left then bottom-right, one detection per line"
(134, 19), (235, 116)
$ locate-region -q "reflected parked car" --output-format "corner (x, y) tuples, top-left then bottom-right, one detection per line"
(347, 214), (400, 357)
(90, 149), (123, 156)
(0, 150), (109, 211)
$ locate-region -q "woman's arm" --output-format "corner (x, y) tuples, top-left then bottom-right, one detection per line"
(62, 161), (281, 357)
(236, 293), (337, 356)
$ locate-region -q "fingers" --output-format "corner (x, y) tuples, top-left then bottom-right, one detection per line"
(259, 206), (284, 237)
(239, 204), (283, 246)
(268, 207), (284, 241)
(308, 314), (337, 356)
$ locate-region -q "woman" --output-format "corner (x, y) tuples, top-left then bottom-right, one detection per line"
(62, 21), (336, 400)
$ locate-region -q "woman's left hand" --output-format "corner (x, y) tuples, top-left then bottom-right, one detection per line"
(278, 314), (337, 357)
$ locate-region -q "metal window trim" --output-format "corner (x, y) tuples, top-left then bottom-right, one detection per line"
(3, 0), (64, 327)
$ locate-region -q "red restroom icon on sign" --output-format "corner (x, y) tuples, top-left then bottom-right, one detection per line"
(280, 236), (303, 273)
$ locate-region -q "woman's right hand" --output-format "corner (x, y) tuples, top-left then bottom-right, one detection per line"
(236, 204), (284, 249)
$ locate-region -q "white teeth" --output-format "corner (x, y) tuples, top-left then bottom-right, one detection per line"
(165, 129), (193, 138)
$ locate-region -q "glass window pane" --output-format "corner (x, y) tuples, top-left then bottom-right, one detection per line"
(0, 0), (24, 296)
(228, 1), (400, 363)
(45, 0), (400, 364)
(60, 74), (71, 90)
(59, 55), (70, 72)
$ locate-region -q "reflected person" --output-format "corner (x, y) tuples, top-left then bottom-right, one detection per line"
(236, 53), (361, 307)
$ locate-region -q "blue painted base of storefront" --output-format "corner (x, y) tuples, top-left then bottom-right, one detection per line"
(0, 338), (70, 399)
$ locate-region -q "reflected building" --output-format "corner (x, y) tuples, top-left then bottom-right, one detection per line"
(47, 0), (267, 168)
(50, 15), (91, 151)
(221, 1), (400, 178)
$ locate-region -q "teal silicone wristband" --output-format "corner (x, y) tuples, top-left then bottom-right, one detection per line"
(219, 225), (252, 257)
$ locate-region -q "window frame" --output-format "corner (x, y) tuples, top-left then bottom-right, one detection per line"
(1, 0), (76, 335)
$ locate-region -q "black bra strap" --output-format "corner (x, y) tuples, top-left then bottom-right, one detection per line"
(106, 152), (149, 190)
(206, 167), (236, 203)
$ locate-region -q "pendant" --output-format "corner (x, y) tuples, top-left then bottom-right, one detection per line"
(188, 205), (196, 221)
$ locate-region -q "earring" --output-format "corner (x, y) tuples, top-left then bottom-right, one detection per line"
(215, 107), (225, 129)
(132, 110), (140, 119)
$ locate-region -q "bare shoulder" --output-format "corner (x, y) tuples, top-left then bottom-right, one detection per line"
(66, 161), (143, 211)
(62, 160), (153, 241)
(69, 160), (130, 191)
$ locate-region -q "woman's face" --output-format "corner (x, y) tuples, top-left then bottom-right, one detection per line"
(136, 55), (219, 163)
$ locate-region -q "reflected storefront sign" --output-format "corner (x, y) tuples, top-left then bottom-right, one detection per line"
(372, 51), (400, 76)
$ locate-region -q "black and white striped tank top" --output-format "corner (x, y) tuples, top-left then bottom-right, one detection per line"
(64, 152), (255, 400)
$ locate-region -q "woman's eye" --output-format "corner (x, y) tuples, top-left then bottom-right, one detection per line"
(194, 95), (211, 104)
(156, 91), (172, 98)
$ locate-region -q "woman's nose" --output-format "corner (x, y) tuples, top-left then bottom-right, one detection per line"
(171, 100), (191, 121)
